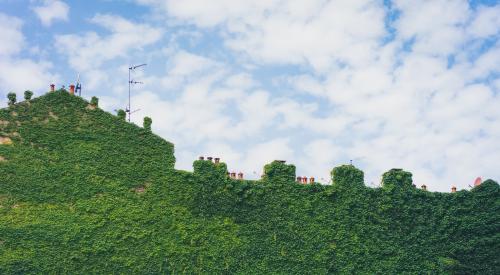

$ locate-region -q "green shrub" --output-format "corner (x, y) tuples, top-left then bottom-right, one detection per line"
(24, 90), (33, 101)
(90, 96), (99, 107)
(117, 109), (126, 120)
(143, 116), (152, 131)
(7, 92), (16, 105)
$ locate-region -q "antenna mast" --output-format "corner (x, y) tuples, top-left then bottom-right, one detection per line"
(127, 63), (147, 122)
(75, 73), (82, 96)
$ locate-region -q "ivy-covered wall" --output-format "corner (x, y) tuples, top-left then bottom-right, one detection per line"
(0, 91), (498, 274)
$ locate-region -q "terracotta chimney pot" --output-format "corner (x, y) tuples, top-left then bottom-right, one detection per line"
(214, 158), (220, 164)
(474, 177), (482, 187)
(451, 186), (457, 193)
(310, 177), (315, 184)
(297, 176), (302, 182)
(421, 184), (427, 191)
(69, 84), (75, 95)
(302, 177), (307, 184)
(50, 84), (55, 92)
(207, 157), (213, 162)
(199, 156), (204, 160)
(230, 172), (236, 179)
(238, 172), (243, 179)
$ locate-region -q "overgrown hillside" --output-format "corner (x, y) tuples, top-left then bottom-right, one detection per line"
(0, 91), (499, 274)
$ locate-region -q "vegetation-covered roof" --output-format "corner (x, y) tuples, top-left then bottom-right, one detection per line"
(0, 91), (498, 274)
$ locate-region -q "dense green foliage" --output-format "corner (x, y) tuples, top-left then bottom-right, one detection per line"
(24, 90), (33, 101)
(0, 91), (499, 274)
(144, 117), (152, 132)
(7, 93), (16, 105)
(90, 96), (98, 107)
(117, 109), (126, 121)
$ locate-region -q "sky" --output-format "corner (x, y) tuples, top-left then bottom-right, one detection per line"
(0, 0), (499, 191)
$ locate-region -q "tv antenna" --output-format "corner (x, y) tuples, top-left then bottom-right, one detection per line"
(127, 63), (147, 122)
(75, 73), (82, 96)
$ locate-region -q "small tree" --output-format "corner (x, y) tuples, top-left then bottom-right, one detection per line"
(7, 92), (16, 105)
(143, 117), (152, 131)
(24, 90), (33, 101)
(117, 109), (126, 121)
(90, 96), (99, 107)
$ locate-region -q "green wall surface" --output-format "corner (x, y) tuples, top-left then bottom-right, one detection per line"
(0, 91), (498, 274)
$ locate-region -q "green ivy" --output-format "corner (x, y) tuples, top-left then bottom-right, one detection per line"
(7, 92), (16, 105)
(117, 109), (126, 121)
(90, 96), (98, 107)
(0, 91), (498, 274)
(24, 90), (33, 101)
(143, 116), (152, 131)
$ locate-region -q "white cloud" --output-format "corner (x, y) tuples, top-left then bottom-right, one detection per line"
(0, 13), (24, 57)
(467, 5), (500, 38)
(0, 13), (58, 96)
(393, 0), (470, 55)
(137, 0), (387, 72)
(55, 14), (163, 71)
(32, 0), (70, 27)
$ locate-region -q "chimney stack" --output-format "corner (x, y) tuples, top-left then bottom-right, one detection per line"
(199, 156), (204, 160)
(474, 177), (482, 187)
(309, 177), (315, 184)
(50, 84), (55, 92)
(238, 172), (244, 180)
(214, 158), (220, 164)
(297, 176), (302, 182)
(69, 84), (75, 95)
(421, 184), (427, 191)
(451, 186), (457, 193)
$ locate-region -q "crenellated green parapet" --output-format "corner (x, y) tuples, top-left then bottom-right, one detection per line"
(381, 168), (414, 190)
(331, 164), (364, 188)
(472, 179), (499, 193)
(193, 159), (228, 182)
(263, 160), (296, 183)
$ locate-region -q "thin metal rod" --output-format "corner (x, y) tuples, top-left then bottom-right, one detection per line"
(127, 63), (147, 123)
(128, 67), (131, 122)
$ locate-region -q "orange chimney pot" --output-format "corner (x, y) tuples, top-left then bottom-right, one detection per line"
(474, 177), (482, 186)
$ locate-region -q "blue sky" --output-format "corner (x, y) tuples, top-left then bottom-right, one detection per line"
(1, 0), (499, 191)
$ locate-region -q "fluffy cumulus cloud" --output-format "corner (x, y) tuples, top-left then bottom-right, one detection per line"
(130, 0), (500, 191)
(0, 13), (57, 97)
(55, 14), (162, 72)
(1, 1), (499, 191)
(32, 0), (70, 27)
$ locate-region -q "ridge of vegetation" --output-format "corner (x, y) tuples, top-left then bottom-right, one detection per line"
(0, 90), (499, 274)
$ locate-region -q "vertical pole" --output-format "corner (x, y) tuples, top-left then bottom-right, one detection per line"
(128, 67), (131, 122)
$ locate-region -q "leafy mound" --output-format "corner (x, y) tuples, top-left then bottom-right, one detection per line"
(0, 91), (499, 274)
